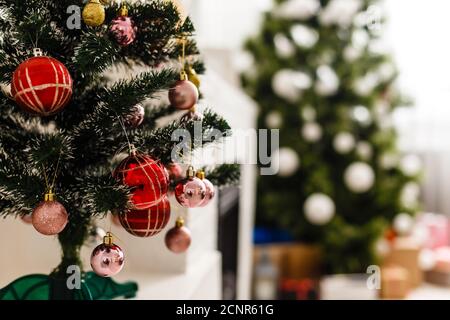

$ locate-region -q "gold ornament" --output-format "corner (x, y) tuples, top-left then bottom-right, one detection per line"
(82, 0), (106, 27)
(187, 66), (201, 89)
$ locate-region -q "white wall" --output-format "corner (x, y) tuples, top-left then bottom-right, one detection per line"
(386, 0), (450, 152)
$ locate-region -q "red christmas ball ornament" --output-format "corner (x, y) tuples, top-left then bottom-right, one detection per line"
(124, 103), (145, 128)
(165, 217), (191, 254)
(169, 78), (199, 110)
(110, 5), (137, 47)
(113, 150), (169, 210)
(31, 191), (68, 236)
(196, 171), (215, 207)
(119, 196), (171, 237)
(90, 232), (125, 277)
(175, 166), (206, 208)
(11, 48), (73, 116)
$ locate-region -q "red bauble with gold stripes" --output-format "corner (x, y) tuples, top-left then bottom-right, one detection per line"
(113, 152), (169, 210)
(119, 196), (171, 237)
(11, 55), (73, 116)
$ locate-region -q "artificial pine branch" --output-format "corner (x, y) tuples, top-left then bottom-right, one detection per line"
(135, 109), (232, 162)
(204, 164), (241, 188)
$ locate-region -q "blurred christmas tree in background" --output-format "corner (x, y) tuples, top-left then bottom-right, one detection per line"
(242, 0), (421, 273)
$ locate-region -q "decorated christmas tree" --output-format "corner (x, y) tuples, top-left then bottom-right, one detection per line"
(0, 0), (238, 300)
(242, 0), (420, 273)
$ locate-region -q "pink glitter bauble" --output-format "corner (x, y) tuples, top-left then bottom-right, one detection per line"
(90, 243), (125, 277)
(168, 80), (199, 110)
(165, 225), (191, 254)
(110, 16), (136, 47)
(31, 200), (68, 236)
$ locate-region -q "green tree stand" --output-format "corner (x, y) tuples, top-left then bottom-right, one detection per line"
(0, 272), (138, 300)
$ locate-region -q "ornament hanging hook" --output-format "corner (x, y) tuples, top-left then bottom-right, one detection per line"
(179, 37), (188, 80)
(116, 115), (134, 155)
(41, 149), (63, 199)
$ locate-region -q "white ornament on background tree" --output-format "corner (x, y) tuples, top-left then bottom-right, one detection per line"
(379, 152), (399, 169)
(393, 213), (415, 236)
(304, 193), (335, 225)
(400, 154), (422, 177)
(315, 65), (339, 96)
(319, 0), (362, 28)
(302, 122), (322, 142)
(353, 72), (380, 96)
(333, 132), (355, 154)
(352, 29), (370, 49)
(343, 45), (362, 62)
(301, 105), (317, 122)
(274, 0), (321, 20)
(274, 33), (296, 58)
(265, 111), (283, 129)
(400, 182), (421, 209)
(291, 24), (319, 48)
(344, 162), (375, 193)
(377, 62), (396, 82)
(352, 105), (372, 127)
(272, 69), (312, 102)
(272, 147), (300, 177)
(356, 141), (373, 160)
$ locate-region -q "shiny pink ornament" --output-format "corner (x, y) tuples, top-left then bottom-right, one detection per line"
(166, 163), (184, 182)
(124, 103), (145, 128)
(165, 219), (191, 254)
(110, 16), (136, 47)
(199, 178), (215, 207)
(169, 80), (199, 110)
(90, 233), (125, 277)
(32, 200), (68, 236)
(175, 176), (206, 208)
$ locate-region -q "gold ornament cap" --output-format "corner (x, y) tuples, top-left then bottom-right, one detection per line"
(196, 170), (205, 180)
(119, 4), (128, 17)
(103, 232), (114, 246)
(180, 70), (188, 81)
(44, 189), (55, 202)
(129, 144), (137, 156)
(176, 217), (185, 228)
(186, 166), (195, 179)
